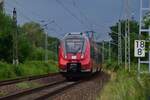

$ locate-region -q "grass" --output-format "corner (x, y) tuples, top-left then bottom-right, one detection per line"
(15, 60), (58, 76)
(97, 62), (150, 100)
(0, 91), (7, 97)
(16, 82), (40, 89)
(0, 60), (58, 80)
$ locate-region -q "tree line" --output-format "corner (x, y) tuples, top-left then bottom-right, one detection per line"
(108, 12), (150, 63)
(0, 11), (59, 63)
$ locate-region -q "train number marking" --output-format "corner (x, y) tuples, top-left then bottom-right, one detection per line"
(72, 56), (77, 59)
(134, 40), (145, 57)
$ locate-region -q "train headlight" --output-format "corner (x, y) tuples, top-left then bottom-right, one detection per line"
(81, 54), (84, 59)
(64, 55), (67, 59)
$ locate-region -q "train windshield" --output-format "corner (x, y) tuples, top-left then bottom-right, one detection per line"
(65, 38), (85, 54)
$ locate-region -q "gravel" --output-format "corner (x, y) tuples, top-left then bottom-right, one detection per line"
(0, 72), (110, 100)
(50, 72), (110, 100)
(0, 74), (64, 97)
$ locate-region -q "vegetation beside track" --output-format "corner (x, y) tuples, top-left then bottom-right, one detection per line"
(98, 62), (150, 100)
(0, 11), (59, 81)
(0, 61), (58, 80)
(16, 82), (40, 89)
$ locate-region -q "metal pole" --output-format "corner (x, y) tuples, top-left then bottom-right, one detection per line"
(149, 27), (150, 73)
(45, 31), (48, 62)
(123, 0), (131, 71)
(12, 9), (15, 64)
(138, 0), (142, 78)
(125, 20), (127, 69)
(118, 20), (122, 65)
(102, 41), (105, 63)
(13, 8), (19, 65)
(109, 40), (111, 62)
(118, 22), (120, 65)
(128, 19), (131, 72)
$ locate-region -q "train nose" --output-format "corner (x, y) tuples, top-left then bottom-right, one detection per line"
(66, 54), (84, 60)
(67, 63), (81, 72)
(71, 55), (77, 59)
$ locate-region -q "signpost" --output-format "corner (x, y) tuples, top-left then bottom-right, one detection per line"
(134, 40), (145, 57)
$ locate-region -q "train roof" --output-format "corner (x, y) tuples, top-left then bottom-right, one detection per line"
(66, 32), (84, 36)
(62, 32), (87, 39)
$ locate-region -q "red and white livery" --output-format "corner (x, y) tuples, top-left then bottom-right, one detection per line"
(58, 32), (102, 78)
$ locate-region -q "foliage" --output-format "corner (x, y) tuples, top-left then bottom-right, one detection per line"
(0, 61), (58, 80)
(15, 61), (58, 77)
(105, 61), (120, 72)
(21, 22), (59, 49)
(109, 20), (139, 62)
(0, 11), (59, 81)
(18, 32), (33, 63)
(21, 22), (59, 61)
(16, 82), (40, 89)
(0, 11), (14, 62)
(0, 12), (33, 63)
(27, 47), (57, 61)
(0, 62), (17, 80)
(21, 22), (45, 47)
(143, 12), (150, 28)
(98, 63), (150, 100)
(0, 12), (59, 63)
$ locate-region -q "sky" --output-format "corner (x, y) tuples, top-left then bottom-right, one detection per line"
(4, 0), (140, 41)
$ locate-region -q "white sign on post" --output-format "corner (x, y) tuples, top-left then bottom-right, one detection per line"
(134, 40), (145, 57)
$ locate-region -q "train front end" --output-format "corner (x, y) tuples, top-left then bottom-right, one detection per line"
(58, 32), (91, 78)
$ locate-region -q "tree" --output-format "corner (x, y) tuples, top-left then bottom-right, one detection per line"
(21, 22), (45, 47)
(21, 22), (60, 61)
(0, 11), (14, 62)
(18, 31), (33, 62)
(0, 11), (59, 63)
(109, 20), (139, 62)
(0, 12), (33, 63)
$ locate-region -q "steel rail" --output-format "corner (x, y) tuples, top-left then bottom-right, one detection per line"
(0, 73), (59, 86)
(35, 80), (83, 100)
(0, 79), (66, 100)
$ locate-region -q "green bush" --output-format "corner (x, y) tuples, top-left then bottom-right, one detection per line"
(0, 61), (58, 80)
(105, 61), (121, 71)
(28, 47), (57, 61)
(98, 68), (150, 100)
(0, 62), (16, 80)
(15, 61), (58, 77)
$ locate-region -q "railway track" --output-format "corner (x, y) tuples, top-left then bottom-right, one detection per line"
(0, 73), (103, 100)
(0, 78), (82, 100)
(0, 73), (59, 86)
(35, 80), (82, 100)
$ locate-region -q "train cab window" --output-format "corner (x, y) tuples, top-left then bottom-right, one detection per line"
(90, 42), (95, 59)
(65, 38), (85, 54)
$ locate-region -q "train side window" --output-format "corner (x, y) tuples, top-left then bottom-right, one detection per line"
(90, 42), (95, 59)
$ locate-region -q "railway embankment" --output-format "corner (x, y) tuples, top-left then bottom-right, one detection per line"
(97, 62), (150, 100)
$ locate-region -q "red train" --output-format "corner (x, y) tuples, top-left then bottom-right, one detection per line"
(58, 31), (102, 78)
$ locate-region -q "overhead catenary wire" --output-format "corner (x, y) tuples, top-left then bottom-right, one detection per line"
(5, 0), (63, 33)
(13, 0), (46, 22)
(13, 0), (64, 33)
(55, 0), (88, 29)
(5, 2), (35, 22)
(71, 0), (93, 30)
